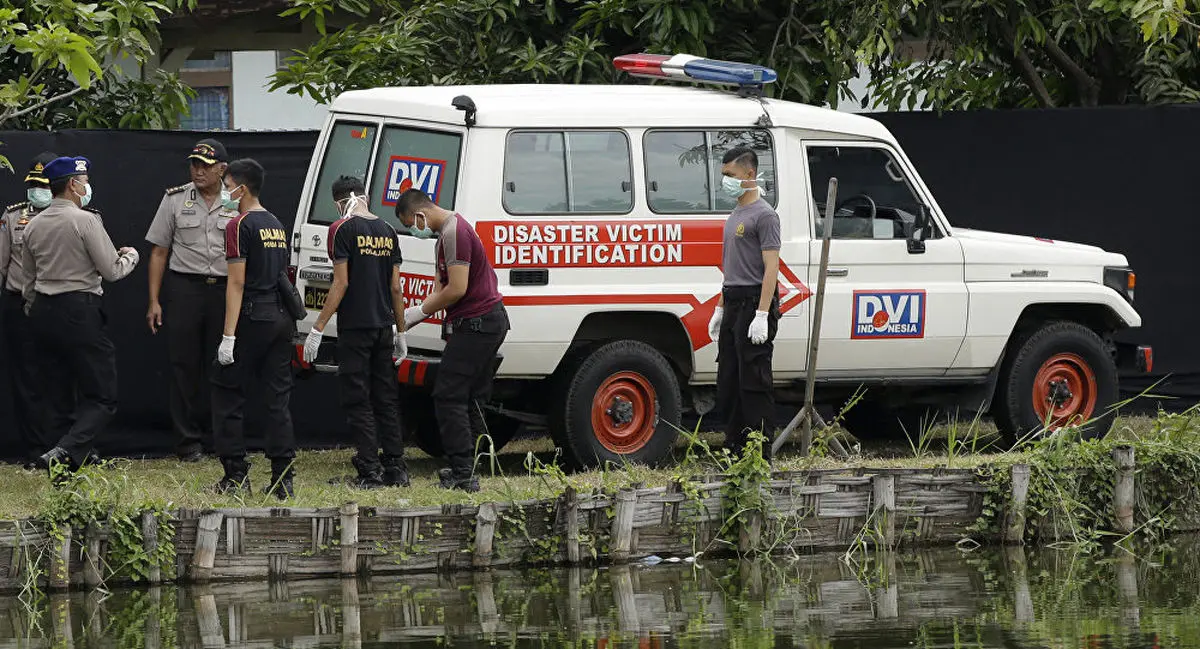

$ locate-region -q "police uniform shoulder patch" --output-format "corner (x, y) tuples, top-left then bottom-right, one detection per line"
(5, 201), (28, 213)
(165, 183), (190, 196)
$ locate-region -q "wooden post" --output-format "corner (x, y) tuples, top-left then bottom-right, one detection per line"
(473, 503), (498, 568)
(1004, 464), (1032, 544)
(191, 512), (225, 583)
(49, 527), (72, 591)
(737, 512), (763, 554)
(872, 474), (896, 548)
(611, 489), (637, 563)
(141, 511), (161, 584)
(563, 487), (580, 564)
(339, 503), (359, 576)
(1112, 446), (1136, 535)
(84, 521), (103, 588)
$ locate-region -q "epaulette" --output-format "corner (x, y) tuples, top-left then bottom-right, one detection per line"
(165, 184), (190, 195)
(5, 201), (28, 213)
(84, 207), (103, 220)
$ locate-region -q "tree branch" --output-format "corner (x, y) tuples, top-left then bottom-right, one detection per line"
(0, 84), (88, 125)
(998, 16), (1055, 108)
(1039, 31), (1100, 106)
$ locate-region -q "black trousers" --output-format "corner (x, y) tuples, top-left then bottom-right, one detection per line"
(716, 285), (780, 453)
(3, 291), (50, 458)
(165, 271), (226, 455)
(433, 303), (509, 471)
(337, 327), (403, 471)
(29, 292), (118, 465)
(210, 299), (296, 460)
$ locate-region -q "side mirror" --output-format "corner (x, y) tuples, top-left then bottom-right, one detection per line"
(907, 206), (929, 254)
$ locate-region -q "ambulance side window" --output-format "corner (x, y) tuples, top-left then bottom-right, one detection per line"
(503, 130), (633, 215)
(368, 125), (463, 236)
(307, 121), (376, 226)
(644, 129), (777, 214)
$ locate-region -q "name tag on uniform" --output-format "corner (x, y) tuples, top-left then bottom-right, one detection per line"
(218, 217), (233, 231)
(181, 209), (197, 215)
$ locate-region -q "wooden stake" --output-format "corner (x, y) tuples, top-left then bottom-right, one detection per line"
(84, 521), (103, 588)
(1112, 446), (1136, 535)
(563, 487), (580, 564)
(473, 503), (498, 568)
(611, 489), (637, 563)
(339, 502), (359, 575)
(1004, 464), (1032, 544)
(872, 474), (896, 548)
(141, 511), (161, 584)
(191, 512), (224, 583)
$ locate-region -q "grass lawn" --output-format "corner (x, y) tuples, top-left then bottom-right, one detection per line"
(0, 415), (1164, 520)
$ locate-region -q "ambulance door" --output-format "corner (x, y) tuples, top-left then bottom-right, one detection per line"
(802, 141), (968, 376)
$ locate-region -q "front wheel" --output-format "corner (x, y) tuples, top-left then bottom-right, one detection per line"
(555, 340), (682, 470)
(992, 321), (1119, 448)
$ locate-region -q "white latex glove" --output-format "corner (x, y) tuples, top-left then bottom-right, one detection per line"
(748, 310), (769, 345)
(393, 328), (408, 366)
(303, 327), (323, 363)
(707, 306), (723, 342)
(217, 335), (236, 365)
(119, 247), (140, 265)
(404, 304), (429, 329)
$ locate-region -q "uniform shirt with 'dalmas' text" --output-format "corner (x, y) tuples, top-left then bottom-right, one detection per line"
(327, 213), (402, 330)
(721, 197), (781, 288)
(224, 209), (288, 295)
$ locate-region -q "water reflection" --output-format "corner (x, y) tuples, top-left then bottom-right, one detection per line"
(4, 537), (1200, 649)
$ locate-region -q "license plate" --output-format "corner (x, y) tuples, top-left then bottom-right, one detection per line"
(304, 286), (328, 311)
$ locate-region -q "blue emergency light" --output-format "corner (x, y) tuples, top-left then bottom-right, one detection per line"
(612, 53), (778, 88)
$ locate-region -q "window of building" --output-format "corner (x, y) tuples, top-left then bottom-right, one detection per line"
(178, 87), (231, 130)
(181, 51), (232, 71)
(806, 144), (928, 240)
(276, 50), (293, 71)
(644, 129), (776, 214)
(503, 130), (633, 215)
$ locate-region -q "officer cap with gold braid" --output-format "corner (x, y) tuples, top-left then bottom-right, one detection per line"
(24, 151), (58, 186)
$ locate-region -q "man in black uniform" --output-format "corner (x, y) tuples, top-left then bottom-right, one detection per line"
(0, 152), (58, 467)
(304, 175), (409, 489)
(211, 159), (297, 499)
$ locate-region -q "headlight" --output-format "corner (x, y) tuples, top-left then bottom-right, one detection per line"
(1104, 266), (1135, 304)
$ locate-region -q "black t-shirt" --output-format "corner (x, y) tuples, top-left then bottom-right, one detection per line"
(327, 214), (402, 329)
(225, 209), (288, 295)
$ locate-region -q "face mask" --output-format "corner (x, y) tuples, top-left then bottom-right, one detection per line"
(73, 179), (93, 207)
(721, 174), (759, 199)
(27, 187), (52, 209)
(338, 193), (363, 217)
(409, 213), (434, 239)
(220, 186), (242, 211)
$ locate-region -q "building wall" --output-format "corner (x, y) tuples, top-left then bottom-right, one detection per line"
(231, 51), (328, 130)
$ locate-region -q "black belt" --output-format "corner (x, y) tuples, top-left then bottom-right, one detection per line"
(4, 289), (20, 298)
(36, 291), (102, 305)
(171, 270), (226, 285)
(722, 284), (763, 302)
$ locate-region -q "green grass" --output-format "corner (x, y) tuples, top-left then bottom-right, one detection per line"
(0, 414), (1163, 520)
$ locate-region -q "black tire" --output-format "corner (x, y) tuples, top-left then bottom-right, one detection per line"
(992, 321), (1118, 448)
(400, 389), (520, 458)
(556, 340), (682, 470)
(840, 399), (941, 442)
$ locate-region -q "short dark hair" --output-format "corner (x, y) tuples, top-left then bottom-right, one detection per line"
(393, 188), (434, 221)
(225, 158), (265, 196)
(722, 146), (758, 172)
(50, 177), (72, 197)
(331, 175), (366, 201)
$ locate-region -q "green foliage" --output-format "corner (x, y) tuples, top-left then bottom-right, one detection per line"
(272, 0), (1200, 113)
(0, 0), (197, 138)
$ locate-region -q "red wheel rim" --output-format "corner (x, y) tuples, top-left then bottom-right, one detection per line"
(591, 371), (658, 454)
(1032, 353), (1098, 430)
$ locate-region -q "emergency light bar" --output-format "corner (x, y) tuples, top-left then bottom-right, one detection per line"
(612, 53), (778, 88)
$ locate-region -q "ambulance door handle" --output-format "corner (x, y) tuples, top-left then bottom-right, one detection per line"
(826, 267), (849, 277)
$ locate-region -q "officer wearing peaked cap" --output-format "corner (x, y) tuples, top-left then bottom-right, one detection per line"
(144, 139), (237, 462)
(0, 152), (58, 468)
(21, 156), (141, 476)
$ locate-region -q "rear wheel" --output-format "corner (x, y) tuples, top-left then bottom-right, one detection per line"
(993, 321), (1118, 448)
(555, 340), (681, 470)
(400, 389), (520, 458)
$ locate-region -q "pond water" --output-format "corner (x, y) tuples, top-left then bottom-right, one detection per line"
(2, 538), (1197, 649)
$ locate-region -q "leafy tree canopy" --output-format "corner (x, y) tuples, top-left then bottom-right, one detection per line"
(270, 0), (1200, 112)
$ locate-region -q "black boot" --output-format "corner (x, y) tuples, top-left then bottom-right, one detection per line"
(265, 458), (295, 501)
(349, 454), (385, 490)
(37, 447), (78, 482)
(381, 454), (411, 488)
(438, 462), (479, 493)
(214, 457), (251, 494)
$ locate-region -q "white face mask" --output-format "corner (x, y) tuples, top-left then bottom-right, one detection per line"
(721, 174), (763, 199)
(337, 193), (364, 217)
(73, 178), (93, 207)
(27, 187), (52, 209)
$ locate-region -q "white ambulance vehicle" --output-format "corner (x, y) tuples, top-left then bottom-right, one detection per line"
(288, 53), (1151, 469)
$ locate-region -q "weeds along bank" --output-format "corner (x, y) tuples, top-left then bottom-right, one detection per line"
(1, 412), (1200, 594)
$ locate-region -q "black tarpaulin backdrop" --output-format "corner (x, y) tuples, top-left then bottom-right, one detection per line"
(0, 105), (1193, 458)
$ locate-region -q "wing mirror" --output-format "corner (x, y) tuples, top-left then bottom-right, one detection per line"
(907, 205), (929, 255)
